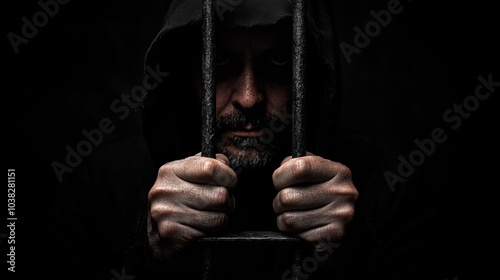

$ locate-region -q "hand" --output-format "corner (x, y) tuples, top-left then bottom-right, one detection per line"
(147, 153), (237, 260)
(272, 153), (358, 244)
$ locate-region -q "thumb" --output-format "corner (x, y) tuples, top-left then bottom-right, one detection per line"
(215, 153), (231, 166)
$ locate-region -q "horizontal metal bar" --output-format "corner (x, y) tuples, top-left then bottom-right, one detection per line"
(197, 231), (302, 243)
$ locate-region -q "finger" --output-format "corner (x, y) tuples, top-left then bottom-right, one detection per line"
(278, 152), (314, 166)
(170, 156), (237, 189)
(296, 223), (346, 243)
(273, 156), (351, 190)
(155, 220), (206, 249)
(276, 206), (354, 233)
(215, 153), (230, 166)
(276, 209), (329, 233)
(273, 184), (332, 214)
(193, 153), (230, 166)
(161, 207), (230, 232)
(184, 185), (236, 212)
(273, 182), (358, 214)
(150, 183), (235, 212)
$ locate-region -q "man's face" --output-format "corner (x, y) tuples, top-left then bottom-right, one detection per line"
(195, 25), (292, 170)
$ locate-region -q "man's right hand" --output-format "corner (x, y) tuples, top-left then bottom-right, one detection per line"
(147, 153), (237, 260)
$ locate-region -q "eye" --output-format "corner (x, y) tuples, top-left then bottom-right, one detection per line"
(215, 53), (230, 66)
(271, 54), (290, 66)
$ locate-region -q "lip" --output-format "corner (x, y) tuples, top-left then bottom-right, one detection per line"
(230, 130), (265, 137)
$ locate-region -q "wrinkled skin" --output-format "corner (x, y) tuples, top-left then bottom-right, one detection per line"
(147, 26), (358, 260)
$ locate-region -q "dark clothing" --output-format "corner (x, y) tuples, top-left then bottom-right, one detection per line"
(10, 0), (490, 279)
(128, 0), (390, 279)
(23, 1), (454, 279)
(141, 0), (342, 170)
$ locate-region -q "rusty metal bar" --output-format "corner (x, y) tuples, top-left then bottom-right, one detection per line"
(201, 0), (216, 158)
(201, 245), (214, 280)
(292, 0), (306, 158)
(198, 231), (302, 243)
(201, 1), (216, 278)
(291, 0), (308, 268)
(199, 1), (308, 279)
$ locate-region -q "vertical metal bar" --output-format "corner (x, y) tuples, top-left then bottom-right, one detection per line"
(201, 246), (214, 280)
(292, 2), (306, 275)
(292, 248), (303, 280)
(292, 0), (307, 158)
(201, 1), (216, 277)
(201, 0), (216, 158)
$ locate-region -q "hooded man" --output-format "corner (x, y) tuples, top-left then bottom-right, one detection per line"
(128, 0), (373, 279)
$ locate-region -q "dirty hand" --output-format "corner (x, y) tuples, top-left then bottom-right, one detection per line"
(147, 153), (237, 260)
(273, 153), (358, 244)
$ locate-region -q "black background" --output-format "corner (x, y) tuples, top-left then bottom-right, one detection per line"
(4, 0), (498, 279)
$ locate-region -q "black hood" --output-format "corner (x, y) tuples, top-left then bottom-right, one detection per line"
(142, 0), (342, 169)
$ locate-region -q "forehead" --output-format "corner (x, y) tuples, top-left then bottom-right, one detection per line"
(216, 25), (291, 53)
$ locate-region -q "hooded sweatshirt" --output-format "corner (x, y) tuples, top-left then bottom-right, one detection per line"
(128, 0), (392, 279)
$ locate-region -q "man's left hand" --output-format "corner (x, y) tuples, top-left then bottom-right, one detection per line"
(272, 153), (358, 244)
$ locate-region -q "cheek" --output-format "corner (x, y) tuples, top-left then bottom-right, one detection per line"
(266, 85), (290, 115)
(215, 82), (233, 116)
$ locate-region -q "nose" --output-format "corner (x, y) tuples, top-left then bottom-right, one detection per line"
(231, 66), (264, 111)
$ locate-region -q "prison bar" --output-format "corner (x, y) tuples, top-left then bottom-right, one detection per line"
(201, 0), (216, 158)
(292, 0), (307, 158)
(201, 0), (307, 158)
(199, 0), (307, 278)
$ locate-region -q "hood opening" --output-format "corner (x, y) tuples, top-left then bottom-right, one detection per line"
(141, 0), (341, 169)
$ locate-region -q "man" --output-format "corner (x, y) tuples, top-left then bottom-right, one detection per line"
(129, 0), (366, 279)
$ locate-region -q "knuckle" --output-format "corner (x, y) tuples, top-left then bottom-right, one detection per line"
(158, 162), (174, 177)
(336, 206), (355, 222)
(150, 164), (179, 201)
(148, 186), (158, 202)
(335, 163), (352, 181)
(292, 158), (310, 178)
(216, 153), (229, 165)
(148, 184), (163, 202)
(350, 186), (359, 202)
(279, 188), (296, 207)
(148, 183), (176, 202)
(338, 183), (359, 201)
(149, 204), (174, 222)
(277, 221), (287, 232)
(157, 222), (178, 239)
(201, 159), (219, 177)
(325, 182), (358, 201)
(211, 187), (229, 207)
(281, 212), (296, 228)
(149, 205), (162, 221)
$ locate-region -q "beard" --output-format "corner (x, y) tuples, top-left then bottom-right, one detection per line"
(215, 110), (291, 171)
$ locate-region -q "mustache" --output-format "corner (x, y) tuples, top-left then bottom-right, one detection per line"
(215, 111), (276, 132)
